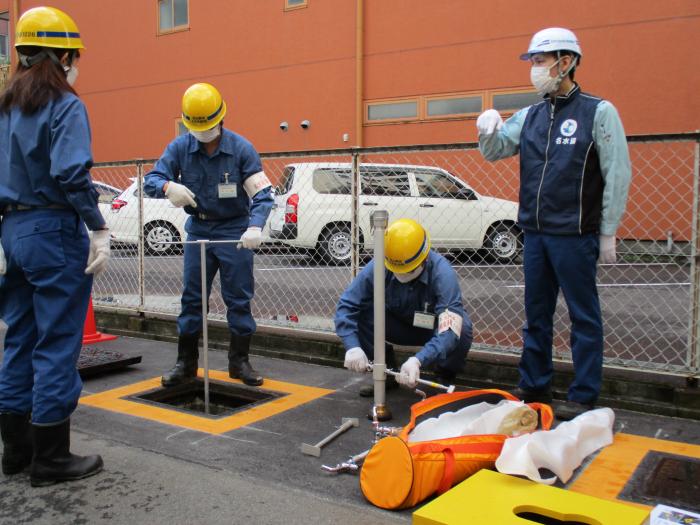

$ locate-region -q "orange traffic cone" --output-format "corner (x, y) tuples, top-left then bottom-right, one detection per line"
(82, 297), (117, 345)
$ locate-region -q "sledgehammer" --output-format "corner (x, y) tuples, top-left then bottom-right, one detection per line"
(301, 418), (359, 457)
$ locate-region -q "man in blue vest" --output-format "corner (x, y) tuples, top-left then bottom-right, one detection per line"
(476, 28), (632, 419)
(145, 83), (273, 388)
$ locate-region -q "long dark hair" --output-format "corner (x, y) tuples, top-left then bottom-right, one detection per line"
(0, 46), (78, 114)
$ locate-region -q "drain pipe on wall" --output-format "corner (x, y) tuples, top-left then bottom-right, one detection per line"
(11, 0), (20, 73)
(355, 0), (364, 148)
(371, 210), (391, 421)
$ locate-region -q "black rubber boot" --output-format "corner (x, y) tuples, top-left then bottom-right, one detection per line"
(161, 333), (200, 387)
(359, 344), (398, 397)
(511, 387), (553, 404)
(30, 419), (103, 487)
(1, 412), (33, 475)
(228, 335), (263, 387)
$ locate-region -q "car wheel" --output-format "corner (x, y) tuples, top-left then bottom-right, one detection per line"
(144, 222), (181, 256)
(485, 224), (522, 263)
(317, 224), (352, 265)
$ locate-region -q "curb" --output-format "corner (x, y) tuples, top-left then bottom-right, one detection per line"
(95, 309), (700, 421)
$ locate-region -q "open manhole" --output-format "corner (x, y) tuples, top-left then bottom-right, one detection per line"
(130, 378), (287, 418)
(619, 451), (700, 512)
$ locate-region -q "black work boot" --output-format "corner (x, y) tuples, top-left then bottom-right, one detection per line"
(228, 335), (263, 386)
(1, 412), (33, 475)
(359, 344), (399, 397)
(511, 387), (553, 404)
(161, 333), (200, 387)
(30, 419), (103, 487)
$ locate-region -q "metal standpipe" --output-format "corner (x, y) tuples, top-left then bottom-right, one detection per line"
(371, 210), (392, 422)
(199, 240), (210, 415)
(158, 238), (245, 415)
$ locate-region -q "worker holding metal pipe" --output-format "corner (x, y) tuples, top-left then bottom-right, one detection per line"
(144, 83), (274, 387)
(335, 219), (473, 396)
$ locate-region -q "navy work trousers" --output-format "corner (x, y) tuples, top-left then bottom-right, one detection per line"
(177, 230), (255, 337)
(519, 230), (602, 405)
(0, 209), (92, 424)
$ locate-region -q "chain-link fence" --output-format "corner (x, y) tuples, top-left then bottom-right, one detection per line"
(91, 133), (700, 376)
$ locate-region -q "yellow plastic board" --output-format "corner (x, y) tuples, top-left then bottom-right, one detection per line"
(413, 469), (649, 525)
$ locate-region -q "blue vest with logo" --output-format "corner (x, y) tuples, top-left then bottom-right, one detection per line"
(518, 85), (604, 235)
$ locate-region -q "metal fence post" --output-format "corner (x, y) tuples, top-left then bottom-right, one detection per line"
(689, 141), (700, 376)
(351, 149), (361, 278)
(136, 160), (145, 312)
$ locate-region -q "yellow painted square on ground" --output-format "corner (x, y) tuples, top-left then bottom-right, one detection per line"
(568, 432), (700, 510)
(80, 369), (334, 434)
(413, 469), (649, 525)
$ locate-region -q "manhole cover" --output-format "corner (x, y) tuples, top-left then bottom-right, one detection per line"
(131, 378), (286, 418)
(619, 451), (700, 512)
(78, 346), (142, 378)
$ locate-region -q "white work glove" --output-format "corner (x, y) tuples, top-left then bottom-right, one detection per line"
(0, 240), (6, 275)
(85, 229), (111, 275)
(599, 235), (616, 264)
(164, 181), (197, 208)
(240, 227), (263, 250)
(344, 347), (369, 373)
(476, 109), (503, 136)
(397, 356), (421, 388)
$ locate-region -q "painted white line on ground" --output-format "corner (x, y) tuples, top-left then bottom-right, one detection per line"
(504, 282), (690, 289)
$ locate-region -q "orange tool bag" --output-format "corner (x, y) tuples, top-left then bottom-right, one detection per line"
(359, 389), (554, 510)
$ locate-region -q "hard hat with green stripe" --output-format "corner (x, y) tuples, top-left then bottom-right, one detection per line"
(384, 219), (431, 274)
(181, 83), (227, 132)
(15, 6), (85, 50)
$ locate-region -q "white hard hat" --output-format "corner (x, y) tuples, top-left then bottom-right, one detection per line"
(520, 27), (582, 60)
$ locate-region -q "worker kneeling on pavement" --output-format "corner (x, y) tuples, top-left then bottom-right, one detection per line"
(144, 82), (273, 387)
(335, 219), (472, 396)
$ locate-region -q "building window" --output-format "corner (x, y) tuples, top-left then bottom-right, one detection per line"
(492, 90), (541, 112)
(0, 12), (9, 64)
(366, 100), (418, 122)
(284, 0), (308, 10)
(158, 0), (188, 34)
(426, 94), (482, 118)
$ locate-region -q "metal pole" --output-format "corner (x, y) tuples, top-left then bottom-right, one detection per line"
(199, 240), (210, 414)
(371, 209), (391, 421)
(351, 150), (361, 278)
(136, 161), (145, 312)
(689, 141), (700, 376)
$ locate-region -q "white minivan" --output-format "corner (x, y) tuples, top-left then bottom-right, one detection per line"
(269, 163), (521, 264)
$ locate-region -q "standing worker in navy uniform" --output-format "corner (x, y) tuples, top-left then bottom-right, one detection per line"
(336, 219), (472, 395)
(476, 28), (632, 418)
(0, 7), (109, 486)
(145, 83), (274, 387)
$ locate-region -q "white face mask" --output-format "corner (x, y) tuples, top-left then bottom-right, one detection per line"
(190, 126), (221, 143)
(530, 62), (560, 96)
(64, 65), (79, 86)
(393, 264), (424, 283)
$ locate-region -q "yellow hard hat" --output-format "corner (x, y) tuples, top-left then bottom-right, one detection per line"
(15, 6), (85, 50)
(181, 83), (227, 132)
(384, 219), (431, 274)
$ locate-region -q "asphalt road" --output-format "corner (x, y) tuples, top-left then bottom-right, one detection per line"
(93, 248), (692, 372)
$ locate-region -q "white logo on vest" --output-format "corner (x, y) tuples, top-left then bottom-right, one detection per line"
(560, 119), (578, 137)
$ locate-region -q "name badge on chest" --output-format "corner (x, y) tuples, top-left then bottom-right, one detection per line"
(218, 172), (238, 199)
(413, 303), (436, 330)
